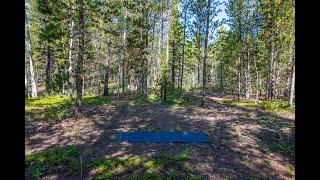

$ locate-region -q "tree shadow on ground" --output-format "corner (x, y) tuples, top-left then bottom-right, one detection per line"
(25, 93), (295, 179)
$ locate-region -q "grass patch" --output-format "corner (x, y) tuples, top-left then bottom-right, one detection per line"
(219, 98), (294, 114)
(159, 92), (201, 107)
(232, 134), (244, 143)
(25, 95), (110, 122)
(25, 145), (86, 177)
(83, 95), (110, 106)
(258, 100), (294, 113)
(272, 142), (294, 161)
(127, 91), (200, 108)
(259, 144), (270, 153)
(258, 142), (294, 163)
(128, 95), (151, 106)
(91, 149), (200, 180)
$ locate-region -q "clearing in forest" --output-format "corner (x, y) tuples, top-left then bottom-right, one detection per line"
(25, 92), (295, 179)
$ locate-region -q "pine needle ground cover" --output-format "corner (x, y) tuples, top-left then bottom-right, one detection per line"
(26, 93), (294, 179)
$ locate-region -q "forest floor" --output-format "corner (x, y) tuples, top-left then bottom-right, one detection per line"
(25, 91), (295, 179)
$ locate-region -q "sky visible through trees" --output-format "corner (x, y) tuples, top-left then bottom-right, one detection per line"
(25, 0), (294, 110)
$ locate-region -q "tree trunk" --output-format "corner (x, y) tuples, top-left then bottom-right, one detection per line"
(25, 10), (38, 98)
(161, 0), (170, 101)
(157, 10), (163, 75)
(268, 42), (275, 100)
(46, 46), (51, 94)
(201, 0), (210, 107)
(142, 0), (149, 98)
(91, 70), (95, 93)
(274, 61), (280, 99)
(289, 49), (295, 106)
(220, 57), (224, 93)
(178, 56), (181, 91)
(67, 0), (75, 99)
(289, 64), (295, 106)
(166, 0), (171, 66)
(103, 40), (110, 96)
(164, 77), (167, 102)
(197, 58), (200, 88)
(245, 44), (251, 100)
(75, 0), (84, 119)
(253, 54), (259, 102)
(180, 2), (187, 94)
(237, 55), (241, 100)
(68, 20), (74, 99)
(25, 75), (28, 97)
(171, 44), (175, 90)
(103, 67), (109, 96)
(285, 70), (292, 97)
(151, 12), (157, 88)
(117, 52), (121, 100)
(29, 52), (38, 98)
(97, 71), (101, 95)
(196, 23), (201, 88)
(121, 0), (127, 95)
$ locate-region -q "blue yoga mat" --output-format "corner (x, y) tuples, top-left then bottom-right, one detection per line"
(114, 132), (210, 143)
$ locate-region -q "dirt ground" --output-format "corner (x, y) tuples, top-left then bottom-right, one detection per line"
(25, 93), (295, 179)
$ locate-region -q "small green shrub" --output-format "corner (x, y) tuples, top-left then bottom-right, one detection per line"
(27, 164), (42, 177)
(242, 112), (250, 118)
(143, 172), (164, 179)
(67, 158), (81, 175)
(272, 143), (294, 161)
(286, 167), (294, 177)
(258, 100), (290, 111)
(263, 159), (272, 166)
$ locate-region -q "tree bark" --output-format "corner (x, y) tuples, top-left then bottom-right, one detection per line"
(171, 43), (175, 90)
(166, 0), (171, 66)
(103, 67), (109, 96)
(268, 42), (275, 100)
(201, 0), (211, 107)
(121, 0), (127, 95)
(161, 0), (171, 101)
(197, 57), (200, 88)
(157, 10), (163, 75)
(25, 10), (38, 98)
(245, 43), (252, 100)
(46, 45), (51, 94)
(75, 0), (84, 119)
(142, 0), (149, 98)
(103, 40), (110, 96)
(67, 20), (74, 99)
(196, 24), (201, 88)
(180, 2), (187, 94)
(220, 57), (224, 93)
(237, 55), (241, 100)
(25, 74), (28, 97)
(253, 53), (259, 102)
(97, 71), (101, 95)
(289, 49), (295, 106)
